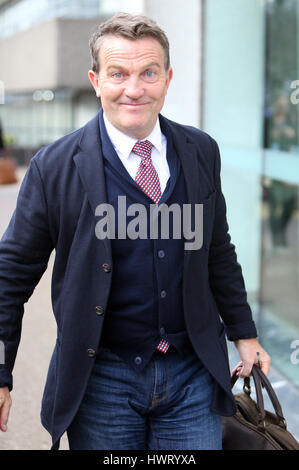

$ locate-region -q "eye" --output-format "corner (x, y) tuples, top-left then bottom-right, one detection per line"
(142, 70), (158, 82)
(112, 72), (123, 79)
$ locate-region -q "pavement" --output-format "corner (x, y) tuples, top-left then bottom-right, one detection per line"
(0, 166), (298, 450)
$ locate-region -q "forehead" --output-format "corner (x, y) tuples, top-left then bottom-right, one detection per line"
(99, 35), (165, 66)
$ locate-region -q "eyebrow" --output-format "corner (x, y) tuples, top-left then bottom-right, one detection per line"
(106, 62), (162, 72)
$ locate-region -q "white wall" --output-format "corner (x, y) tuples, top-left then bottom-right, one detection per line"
(203, 0), (265, 296)
(145, 0), (202, 127)
(101, 0), (146, 15)
(203, 0), (264, 149)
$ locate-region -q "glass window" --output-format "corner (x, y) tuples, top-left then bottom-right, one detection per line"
(264, 0), (298, 152)
(203, 0), (299, 387)
(260, 0), (299, 386)
(0, 90), (73, 147)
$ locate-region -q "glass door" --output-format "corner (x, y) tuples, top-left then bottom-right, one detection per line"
(260, 0), (299, 386)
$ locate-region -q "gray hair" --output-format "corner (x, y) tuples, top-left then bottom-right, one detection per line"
(89, 12), (170, 73)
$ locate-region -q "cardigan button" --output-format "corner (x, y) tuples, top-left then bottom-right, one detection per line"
(134, 356), (142, 365)
(102, 263), (111, 273)
(160, 290), (167, 299)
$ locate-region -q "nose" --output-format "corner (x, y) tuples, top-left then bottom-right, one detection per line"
(124, 75), (145, 100)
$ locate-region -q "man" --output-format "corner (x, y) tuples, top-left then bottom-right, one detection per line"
(0, 13), (270, 450)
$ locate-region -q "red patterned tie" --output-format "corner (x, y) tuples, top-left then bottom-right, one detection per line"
(133, 140), (162, 205)
(132, 140), (170, 355)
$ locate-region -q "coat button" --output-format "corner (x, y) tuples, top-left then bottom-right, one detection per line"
(87, 348), (96, 358)
(102, 263), (111, 273)
(95, 306), (104, 315)
(161, 290), (167, 298)
(134, 356), (142, 365)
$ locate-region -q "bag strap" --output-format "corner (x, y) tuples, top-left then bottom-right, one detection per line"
(250, 367), (266, 426)
(231, 367), (266, 427)
(231, 364), (286, 429)
(252, 365), (286, 427)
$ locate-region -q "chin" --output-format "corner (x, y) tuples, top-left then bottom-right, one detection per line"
(123, 118), (149, 134)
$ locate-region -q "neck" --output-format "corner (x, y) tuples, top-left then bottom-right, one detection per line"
(103, 113), (158, 140)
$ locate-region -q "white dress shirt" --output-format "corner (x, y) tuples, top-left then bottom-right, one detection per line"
(103, 113), (170, 194)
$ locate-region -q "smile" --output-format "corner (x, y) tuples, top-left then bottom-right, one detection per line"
(120, 103), (150, 107)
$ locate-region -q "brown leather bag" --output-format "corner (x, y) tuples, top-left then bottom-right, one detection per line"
(222, 365), (299, 450)
(0, 155), (18, 185)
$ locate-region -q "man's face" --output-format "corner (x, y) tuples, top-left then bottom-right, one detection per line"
(89, 36), (173, 139)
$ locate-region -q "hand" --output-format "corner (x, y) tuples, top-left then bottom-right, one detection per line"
(233, 338), (271, 378)
(0, 386), (12, 432)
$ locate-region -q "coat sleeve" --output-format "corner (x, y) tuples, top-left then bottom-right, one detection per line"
(208, 138), (258, 341)
(0, 156), (54, 390)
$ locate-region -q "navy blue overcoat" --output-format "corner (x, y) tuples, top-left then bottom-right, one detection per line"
(0, 112), (257, 448)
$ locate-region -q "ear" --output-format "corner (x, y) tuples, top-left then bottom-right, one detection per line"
(165, 67), (173, 91)
(88, 70), (101, 98)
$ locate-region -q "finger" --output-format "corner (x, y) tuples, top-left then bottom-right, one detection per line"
(0, 393), (11, 432)
(232, 361), (243, 375)
(0, 398), (11, 432)
(254, 351), (271, 376)
(255, 351), (261, 368)
(238, 361), (254, 378)
(259, 360), (270, 376)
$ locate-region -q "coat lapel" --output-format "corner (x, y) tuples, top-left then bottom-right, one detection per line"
(160, 116), (204, 267)
(73, 112), (112, 260)
(159, 115), (204, 205)
(73, 112), (204, 263)
(75, 113), (203, 210)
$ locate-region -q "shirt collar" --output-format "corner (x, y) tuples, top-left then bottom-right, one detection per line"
(103, 112), (163, 159)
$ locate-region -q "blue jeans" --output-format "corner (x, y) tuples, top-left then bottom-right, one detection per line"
(67, 347), (222, 450)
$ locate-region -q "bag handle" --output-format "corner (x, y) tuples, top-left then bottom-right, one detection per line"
(231, 364), (286, 429)
(231, 367), (266, 427)
(252, 365), (286, 427)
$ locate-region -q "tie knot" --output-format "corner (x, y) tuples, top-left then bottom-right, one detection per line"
(132, 140), (153, 160)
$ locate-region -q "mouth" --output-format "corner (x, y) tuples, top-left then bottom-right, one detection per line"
(119, 103), (150, 107)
